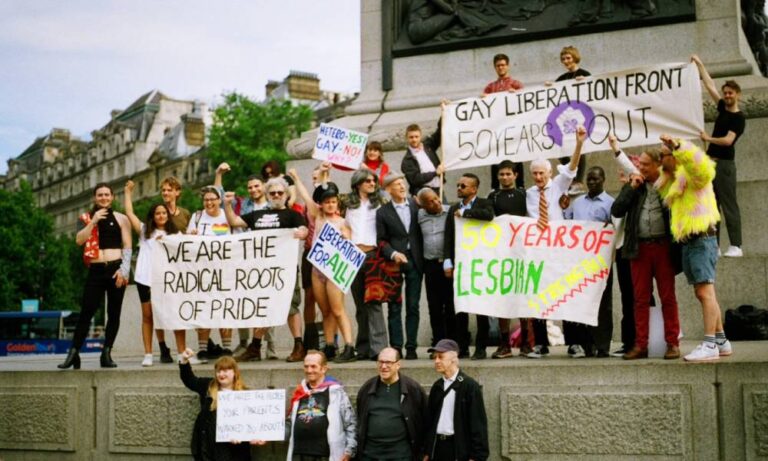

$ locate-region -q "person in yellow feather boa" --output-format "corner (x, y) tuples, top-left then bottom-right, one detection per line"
(656, 135), (733, 362)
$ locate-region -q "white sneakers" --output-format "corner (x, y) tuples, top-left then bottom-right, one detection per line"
(717, 339), (733, 356)
(684, 342), (720, 362)
(141, 354), (153, 367)
(723, 246), (743, 257)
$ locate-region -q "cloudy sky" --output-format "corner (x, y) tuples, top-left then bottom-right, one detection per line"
(0, 1), (361, 174)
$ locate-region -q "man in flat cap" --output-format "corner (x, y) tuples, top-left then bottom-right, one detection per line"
(423, 339), (489, 461)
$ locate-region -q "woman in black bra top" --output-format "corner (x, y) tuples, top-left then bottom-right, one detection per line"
(58, 182), (133, 370)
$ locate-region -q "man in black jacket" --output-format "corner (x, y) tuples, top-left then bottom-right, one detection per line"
(402, 122), (446, 196)
(443, 173), (495, 359)
(610, 149), (681, 361)
(377, 172), (424, 359)
(424, 339), (488, 461)
(356, 347), (428, 460)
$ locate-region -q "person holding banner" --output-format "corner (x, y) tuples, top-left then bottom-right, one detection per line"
(187, 186), (234, 361)
(59, 183), (132, 370)
(523, 126), (585, 358)
(225, 177), (309, 363)
(290, 170), (358, 363)
(657, 135), (733, 362)
(377, 172), (424, 360)
(124, 180), (181, 366)
(443, 173), (495, 360)
(691, 55), (746, 258)
(417, 187), (458, 349)
(160, 176), (192, 233)
(402, 122), (445, 197)
(486, 160), (527, 359)
(564, 166), (615, 357)
(286, 350), (357, 461)
(337, 168), (388, 361)
(178, 349), (259, 460)
(610, 145), (681, 361)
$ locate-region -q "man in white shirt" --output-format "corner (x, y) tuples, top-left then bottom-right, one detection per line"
(524, 125), (585, 359)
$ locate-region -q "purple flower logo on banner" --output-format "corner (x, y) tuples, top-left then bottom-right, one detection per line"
(546, 101), (595, 146)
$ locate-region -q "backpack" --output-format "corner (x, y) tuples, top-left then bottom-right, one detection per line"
(724, 305), (768, 340)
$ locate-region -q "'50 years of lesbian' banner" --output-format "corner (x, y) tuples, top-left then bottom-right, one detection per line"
(442, 62), (704, 170)
(453, 216), (615, 325)
(151, 231), (299, 329)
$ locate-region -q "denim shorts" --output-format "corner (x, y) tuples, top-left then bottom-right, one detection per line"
(682, 236), (718, 285)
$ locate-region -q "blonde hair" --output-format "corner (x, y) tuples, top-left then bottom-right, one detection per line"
(207, 356), (246, 410)
(560, 46), (581, 63)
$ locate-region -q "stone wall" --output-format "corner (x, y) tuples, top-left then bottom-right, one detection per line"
(1, 357), (767, 460)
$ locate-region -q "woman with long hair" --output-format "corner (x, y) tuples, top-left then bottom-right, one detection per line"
(289, 166), (356, 363)
(58, 183), (132, 369)
(124, 180), (181, 366)
(179, 350), (261, 460)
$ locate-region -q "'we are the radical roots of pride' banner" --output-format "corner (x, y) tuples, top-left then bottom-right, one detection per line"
(453, 216), (615, 326)
(151, 231), (299, 330)
(442, 62), (704, 169)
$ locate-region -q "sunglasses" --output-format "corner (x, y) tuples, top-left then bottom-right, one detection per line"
(457, 183), (470, 189)
(363, 178), (376, 184)
(269, 191), (286, 197)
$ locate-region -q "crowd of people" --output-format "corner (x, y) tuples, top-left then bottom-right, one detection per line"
(56, 48), (744, 373)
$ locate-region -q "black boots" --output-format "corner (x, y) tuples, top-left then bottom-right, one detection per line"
(57, 348), (81, 370)
(100, 346), (117, 368)
(159, 341), (174, 363)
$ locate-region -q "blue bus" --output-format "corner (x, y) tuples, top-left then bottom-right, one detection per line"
(0, 311), (104, 356)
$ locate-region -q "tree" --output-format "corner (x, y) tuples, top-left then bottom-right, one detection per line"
(207, 93), (313, 191)
(0, 183), (85, 312)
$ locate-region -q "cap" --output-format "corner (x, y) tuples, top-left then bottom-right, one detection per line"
(312, 182), (340, 203)
(427, 339), (459, 354)
(382, 171), (405, 188)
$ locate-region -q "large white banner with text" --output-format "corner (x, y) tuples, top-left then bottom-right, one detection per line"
(453, 216), (615, 325)
(443, 62), (704, 169)
(151, 231), (298, 329)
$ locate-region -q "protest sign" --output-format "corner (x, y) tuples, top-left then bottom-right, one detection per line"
(313, 123), (369, 169)
(442, 62), (704, 170)
(151, 230), (299, 329)
(306, 222), (365, 293)
(216, 389), (286, 442)
(453, 216), (615, 325)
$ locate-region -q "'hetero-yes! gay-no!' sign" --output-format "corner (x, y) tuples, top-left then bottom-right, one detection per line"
(313, 123), (369, 169)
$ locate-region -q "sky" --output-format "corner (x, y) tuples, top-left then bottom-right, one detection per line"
(0, 1), (361, 174)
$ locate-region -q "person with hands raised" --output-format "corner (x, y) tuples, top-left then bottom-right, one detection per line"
(178, 347), (263, 460)
(59, 183), (132, 370)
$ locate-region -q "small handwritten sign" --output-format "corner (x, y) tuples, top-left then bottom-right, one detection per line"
(313, 123), (369, 169)
(307, 222), (366, 293)
(216, 389), (286, 442)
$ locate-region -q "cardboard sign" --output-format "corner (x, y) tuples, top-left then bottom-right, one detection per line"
(216, 389), (286, 442)
(312, 123), (369, 169)
(306, 222), (365, 293)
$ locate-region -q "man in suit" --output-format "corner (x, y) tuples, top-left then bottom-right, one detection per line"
(443, 173), (495, 359)
(377, 172), (425, 360)
(402, 122), (446, 196)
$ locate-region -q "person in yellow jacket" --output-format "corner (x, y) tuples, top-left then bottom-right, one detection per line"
(656, 135), (733, 362)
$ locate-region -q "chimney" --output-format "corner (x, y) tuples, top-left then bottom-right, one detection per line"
(182, 100), (205, 147)
(265, 80), (280, 98)
(285, 70), (321, 101)
(111, 109), (122, 120)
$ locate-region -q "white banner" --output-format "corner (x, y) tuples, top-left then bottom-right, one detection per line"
(443, 62), (704, 170)
(216, 389), (286, 442)
(313, 123), (369, 169)
(306, 222), (366, 293)
(151, 231), (299, 329)
(453, 216), (615, 325)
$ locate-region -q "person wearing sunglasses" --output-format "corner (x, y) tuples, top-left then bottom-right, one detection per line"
(442, 173), (494, 359)
(224, 177), (309, 363)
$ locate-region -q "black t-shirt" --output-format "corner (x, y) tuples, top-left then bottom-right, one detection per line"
(241, 208), (306, 231)
(488, 188), (527, 217)
(293, 387), (331, 457)
(707, 99), (745, 161)
(556, 68), (591, 82)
